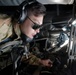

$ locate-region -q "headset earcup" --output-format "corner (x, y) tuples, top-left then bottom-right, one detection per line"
(18, 9), (27, 24)
(16, 0), (36, 24)
(15, 1), (28, 24)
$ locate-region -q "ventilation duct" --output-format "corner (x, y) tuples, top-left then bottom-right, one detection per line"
(37, 0), (74, 4)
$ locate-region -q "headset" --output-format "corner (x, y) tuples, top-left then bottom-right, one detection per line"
(15, 0), (36, 24)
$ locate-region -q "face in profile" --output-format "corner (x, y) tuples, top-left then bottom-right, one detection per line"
(20, 14), (44, 39)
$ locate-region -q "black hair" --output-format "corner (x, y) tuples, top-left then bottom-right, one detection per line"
(26, 1), (46, 17)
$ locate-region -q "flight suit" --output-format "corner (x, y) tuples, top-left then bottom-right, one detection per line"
(0, 14), (41, 70)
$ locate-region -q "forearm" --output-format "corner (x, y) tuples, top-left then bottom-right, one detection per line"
(21, 53), (41, 65)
